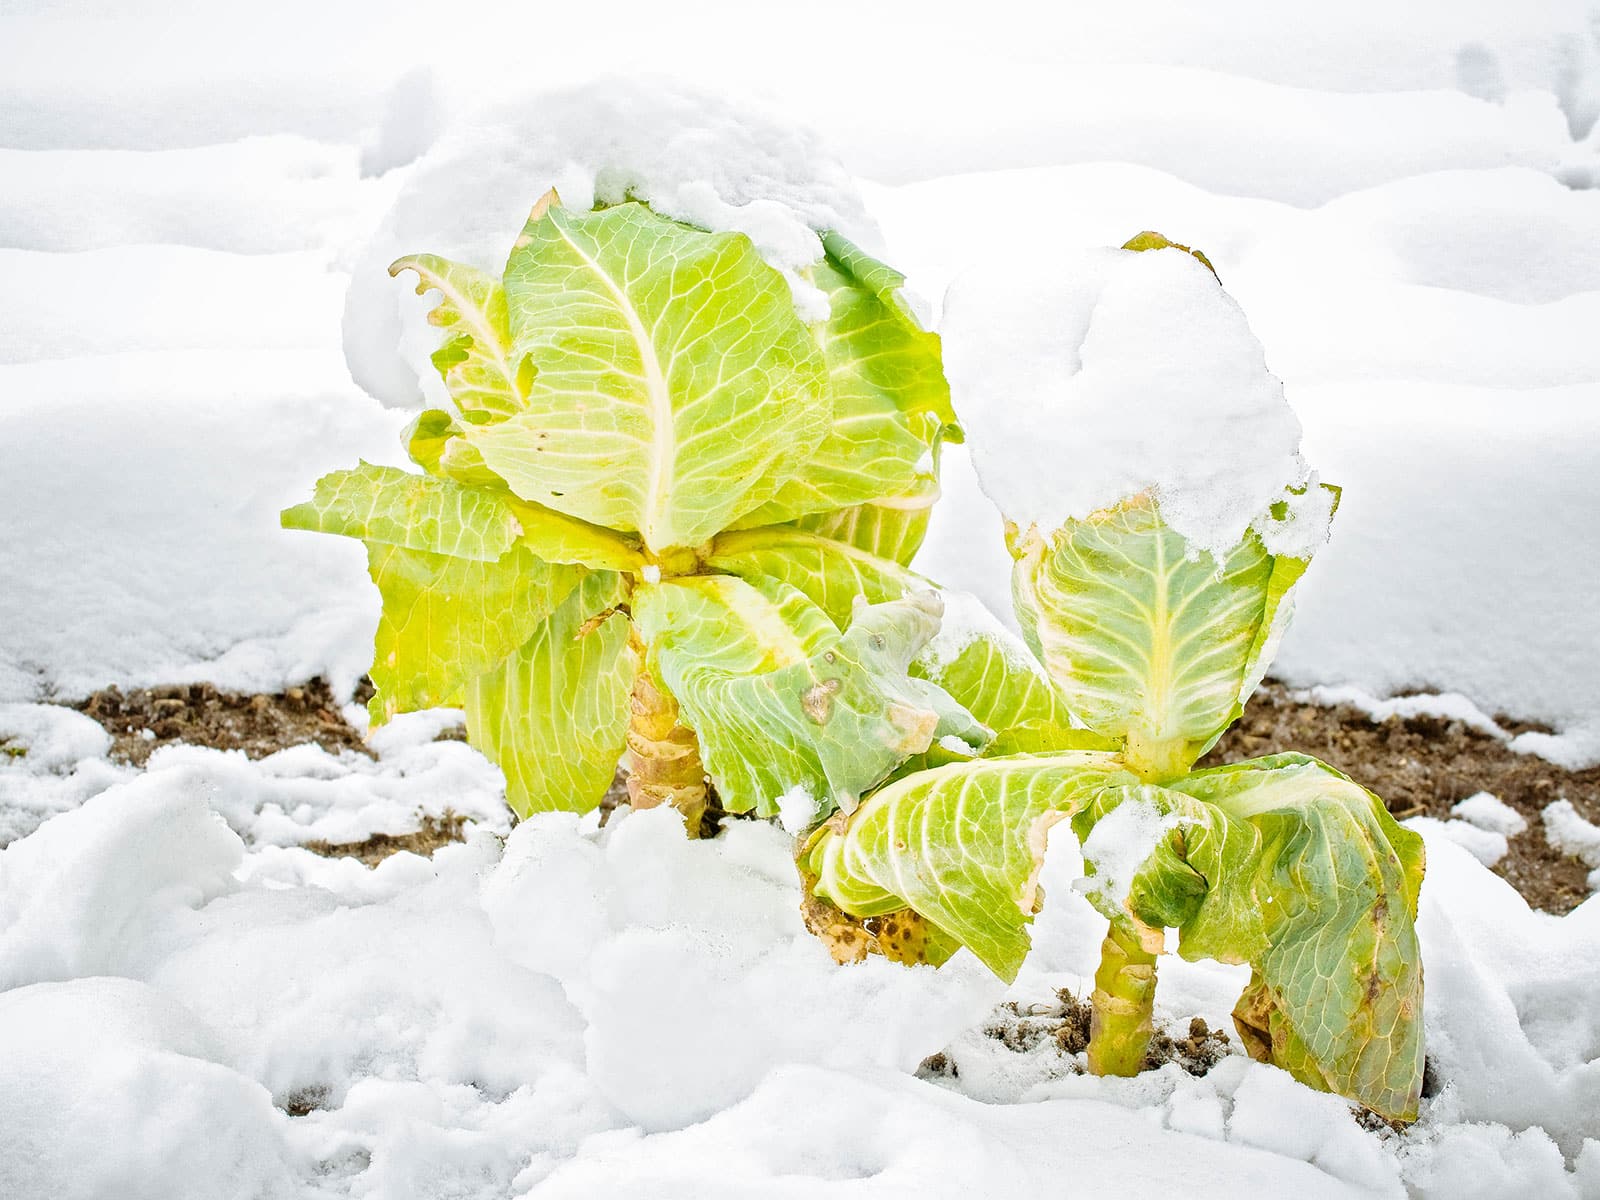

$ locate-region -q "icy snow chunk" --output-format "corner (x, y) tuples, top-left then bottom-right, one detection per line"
(776, 784), (819, 835)
(1404, 816), (1509, 869)
(1398, 1121), (1581, 1200)
(0, 703), (109, 768)
(1543, 800), (1600, 888)
(1227, 1066), (1402, 1195)
(1452, 792), (1527, 838)
(148, 834), (589, 1110)
(344, 78), (881, 407)
(0, 978), (299, 1200)
(943, 244), (1314, 560)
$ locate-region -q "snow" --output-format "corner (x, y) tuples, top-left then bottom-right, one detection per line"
(1544, 802), (1600, 888)
(6, 1), (1600, 1194)
(1454, 793), (1528, 839)
(1075, 797), (1180, 909)
(343, 79), (881, 408)
(913, 589), (1048, 680)
(943, 243), (1319, 560)
(19, 778), (1600, 1196)
(1405, 817), (1510, 870)
(0, 352), (403, 705)
(775, 784), (819, 836)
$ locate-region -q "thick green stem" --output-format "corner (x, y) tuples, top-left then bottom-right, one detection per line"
(1087, 918), (1159, 1076)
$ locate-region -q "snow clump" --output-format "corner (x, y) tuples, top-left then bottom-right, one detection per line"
(344, 77), (882, 408)
(942, 244), (1326, 561)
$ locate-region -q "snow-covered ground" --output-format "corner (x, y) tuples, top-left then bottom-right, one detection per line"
(3, 2), (1599, 1196)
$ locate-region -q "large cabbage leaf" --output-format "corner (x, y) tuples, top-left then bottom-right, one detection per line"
(632, 576), (985, 821)
(282, 462), (521, 562)
(361, 542), (584, 726)
(465, 572), (636, 818)
(733, 234), (957, 529)
(805, 748), (1141, 977)
(1074, 754), (1426, 1121)
(461, 198), (831, 551)
(1011, 492), (1316, 780)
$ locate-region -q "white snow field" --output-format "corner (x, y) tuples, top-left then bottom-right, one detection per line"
(3, 1), (1600, 1196)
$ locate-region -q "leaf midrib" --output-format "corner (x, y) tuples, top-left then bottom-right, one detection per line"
(552, 219), (676, 549)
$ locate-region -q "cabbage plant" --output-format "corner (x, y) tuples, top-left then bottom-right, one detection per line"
(284, 192), (999, 832)
(801, 253), (1426, 1121)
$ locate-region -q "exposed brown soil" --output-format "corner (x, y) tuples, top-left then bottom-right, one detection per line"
(301, 812), (469, 867)
(988, 990), (1231, 1075)
(72, 677), (371, 768)
(922, 989), (1232, 1081)
(1204, 681), (1600, 915)
(57, 675), (1600, 907)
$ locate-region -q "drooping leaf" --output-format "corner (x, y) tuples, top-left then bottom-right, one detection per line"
(1074, 754), (1426, 1121)
(805, 749), (1141, 978)
(282, 462), (521, 562)
(465, 572), (636, 818)
(704, 524), (930, 628)
(736, 238), (956, 529)
(464, 199), (830, 551)
(1011, 492), (1319, 780)
(632, 575), (986, 821)
(908, 591), (1077, 738)
(403, 409), (509, 488)
(364, 542), (584, 726)
(389, 254), (530, 420)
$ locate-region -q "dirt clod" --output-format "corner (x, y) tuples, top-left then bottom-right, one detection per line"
(977, 990), (1231, 1077)
(1205, 681), (1600, 914)
(281, 1085), (331, 1117)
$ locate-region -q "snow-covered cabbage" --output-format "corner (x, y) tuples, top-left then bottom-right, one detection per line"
(285, 191), (970, 822)
(807, 235), (1426, 1122)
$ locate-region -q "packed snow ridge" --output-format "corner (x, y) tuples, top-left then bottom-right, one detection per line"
(942, 244), (1330, 561)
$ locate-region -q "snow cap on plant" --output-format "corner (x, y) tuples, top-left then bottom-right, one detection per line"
(286, 174), (974, 835)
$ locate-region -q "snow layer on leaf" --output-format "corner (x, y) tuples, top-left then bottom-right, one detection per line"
(344, 78), (881, 407)
(914, 589), (1048, 680)
(943, 245), (1315, 560)
(1075, 796), (1180, 910)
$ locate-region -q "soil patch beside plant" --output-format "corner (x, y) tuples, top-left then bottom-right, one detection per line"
(72, 677), (370, 767)
(1205, 681), (1600, 915)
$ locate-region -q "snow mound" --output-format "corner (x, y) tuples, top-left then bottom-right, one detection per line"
(942, 244), (1320, 560)
(0, 977), (300, 1200)
(343, 78), (880, 408)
